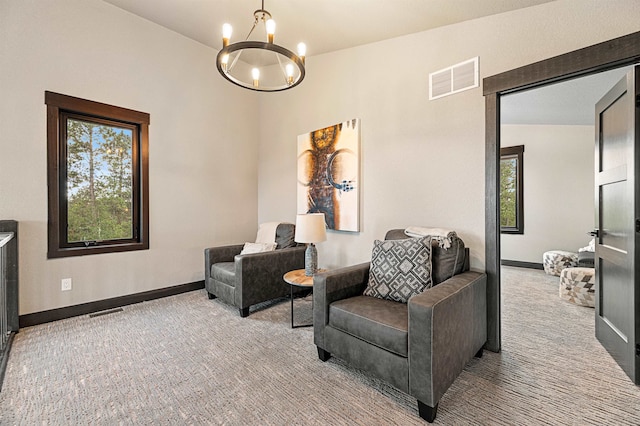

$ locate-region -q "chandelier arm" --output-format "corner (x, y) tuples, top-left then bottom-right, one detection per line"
(228, 50), (243, 73)
(245, 19), (259, 40)
(275, 53), (288, 85)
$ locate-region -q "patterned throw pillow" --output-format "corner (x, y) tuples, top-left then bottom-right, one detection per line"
(363, 236), (433, 303)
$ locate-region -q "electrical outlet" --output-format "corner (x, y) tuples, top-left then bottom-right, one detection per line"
(61, 278), (72, 291)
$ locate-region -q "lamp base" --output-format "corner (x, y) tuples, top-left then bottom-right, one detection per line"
(305, 243), (318, 276)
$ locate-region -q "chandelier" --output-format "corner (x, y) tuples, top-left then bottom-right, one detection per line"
(216, 1), (306, 92)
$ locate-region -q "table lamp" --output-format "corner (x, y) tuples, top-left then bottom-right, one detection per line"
(295, 213), (327, 276)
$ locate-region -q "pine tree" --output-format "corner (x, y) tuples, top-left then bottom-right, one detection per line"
(500, 158), (517, 228)
(66, 119), (133, 242)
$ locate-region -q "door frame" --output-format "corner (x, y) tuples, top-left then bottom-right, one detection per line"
(483, 31), (640, 352)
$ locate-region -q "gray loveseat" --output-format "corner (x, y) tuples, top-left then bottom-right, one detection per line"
(313, 229), (487, 422)
(204, 223), (306, 317)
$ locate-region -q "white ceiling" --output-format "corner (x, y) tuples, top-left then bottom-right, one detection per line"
(101, 0), (555, 57)
(501, 66), (634, 125)
(101, 0), (632, 125)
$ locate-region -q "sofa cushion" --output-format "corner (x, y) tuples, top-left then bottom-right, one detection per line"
(329, 295), (408, 357)
(275, 223), (297, 249)
(210, 262), (236, 286)
(363, 236), (433, 303)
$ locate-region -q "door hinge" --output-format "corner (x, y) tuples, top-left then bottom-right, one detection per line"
(636, 94), (640, 107)
(636, 219), (640, 233)
(636, 343), (640, 357)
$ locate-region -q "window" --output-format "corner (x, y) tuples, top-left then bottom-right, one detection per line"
(500, 145), (524, 234)
(45, 91), (149, 258)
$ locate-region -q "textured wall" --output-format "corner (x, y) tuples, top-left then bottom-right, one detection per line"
(256, 0), (640, 271)
(501, 125), (595, 263)
(0, 0), (260, 315)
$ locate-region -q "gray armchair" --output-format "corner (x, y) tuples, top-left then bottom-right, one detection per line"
(204, 223), (306, 317)
(313, 229), (487, 423)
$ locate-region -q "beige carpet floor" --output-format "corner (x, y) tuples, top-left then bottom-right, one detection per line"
(1, 266), (639, 425)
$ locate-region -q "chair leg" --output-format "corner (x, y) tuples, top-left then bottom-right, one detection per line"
(417, 400), (438, 423)
(317, 347), (331, 362)
(239, 307), (250, 318)
(207, 292), (216, 300)
(475, 348), (484, 358)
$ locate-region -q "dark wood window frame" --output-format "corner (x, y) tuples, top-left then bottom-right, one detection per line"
(500, 145), (524, 234)
(45, 91), (150, 258)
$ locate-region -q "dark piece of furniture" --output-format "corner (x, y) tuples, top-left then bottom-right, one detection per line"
(577, 251), (595, 267)
(313, 229), (487, 423)
(0, 220), (18, 392)
(204, 223), (306, 317)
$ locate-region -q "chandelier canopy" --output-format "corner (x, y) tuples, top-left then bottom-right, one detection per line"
(216, 1), (306, 92)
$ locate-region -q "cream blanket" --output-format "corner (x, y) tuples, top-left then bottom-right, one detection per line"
(255, 222), (280, 244)
(404, 226), (457, 250)
(579, 238), (595, 253)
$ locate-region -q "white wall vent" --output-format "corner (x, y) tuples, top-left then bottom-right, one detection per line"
(429, 57), (479, 100)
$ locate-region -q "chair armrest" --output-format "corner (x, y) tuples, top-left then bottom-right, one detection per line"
(204, 244), (244, 278)
(313, 262), (370, 349)
(408, 271), (487, 406)
(235, 246), (306, 281)
(235, 246), (306, 305)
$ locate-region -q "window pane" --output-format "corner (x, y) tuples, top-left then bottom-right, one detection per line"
(66, 118), (133, 243)
(500, 157), (517, 228)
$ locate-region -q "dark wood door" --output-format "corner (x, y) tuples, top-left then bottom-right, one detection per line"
(594, 66), (639, 384)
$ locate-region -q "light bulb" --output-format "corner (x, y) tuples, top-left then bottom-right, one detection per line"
(297, 42), (306, 58)
(266, 19), (276, 43)
(252, 68), (260, 88)
(221, 54), (229, 73)
(286, 63), (294, 85)
(222, 23), (232, 39)
(222, 23), (232, 47)
(297, 42), (306, 65)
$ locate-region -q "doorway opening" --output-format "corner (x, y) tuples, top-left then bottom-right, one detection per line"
(483, 31), (640, 354)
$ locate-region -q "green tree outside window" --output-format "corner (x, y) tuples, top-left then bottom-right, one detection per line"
(66, 118), (133, 243)
(500, 145), (524, 234)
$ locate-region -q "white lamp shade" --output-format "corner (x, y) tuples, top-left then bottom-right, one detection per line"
(295, 213), (327, 243)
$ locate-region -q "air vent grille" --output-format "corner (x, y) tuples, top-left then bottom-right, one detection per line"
(429, 57), (479, 100)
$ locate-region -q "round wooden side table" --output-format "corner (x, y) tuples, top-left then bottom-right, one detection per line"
(283, 269), (324, 328)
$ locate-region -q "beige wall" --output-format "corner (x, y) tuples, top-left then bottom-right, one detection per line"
(2, 0), (640, 316)
(501, 125), (595, 263)
(0, 0), (260, 315)
(256, 0), (640, 271)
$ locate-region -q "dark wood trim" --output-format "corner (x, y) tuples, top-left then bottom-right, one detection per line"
(500, 145), (525, 235)
(45, 91), (150, 258)
(19, 281), (204, 328)
(484, 30), (640, 354)
(44, 91), (150, 125)
(484, 31), (640, 95)
(485, 93), (500, 353)
(500, 260), (543, 270)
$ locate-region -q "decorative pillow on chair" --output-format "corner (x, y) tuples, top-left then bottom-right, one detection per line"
(363, 236), (433, 303)
(240, 242), (277, 255)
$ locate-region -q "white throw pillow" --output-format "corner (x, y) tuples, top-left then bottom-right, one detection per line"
(240, 242), (277, 255)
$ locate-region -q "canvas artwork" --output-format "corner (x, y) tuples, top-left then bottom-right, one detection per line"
(297, 119), (360, 232)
